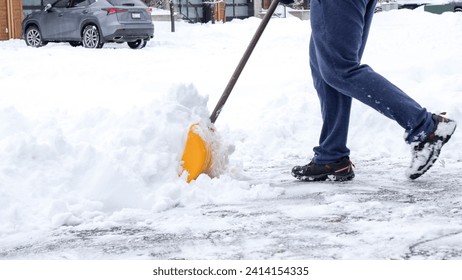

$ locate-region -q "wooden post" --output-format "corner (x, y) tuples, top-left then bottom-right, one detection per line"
(214, 1), (226, 22)
(7, 0), (13, 39)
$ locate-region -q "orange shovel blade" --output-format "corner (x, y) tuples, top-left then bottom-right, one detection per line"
(180, 124), (212, 182)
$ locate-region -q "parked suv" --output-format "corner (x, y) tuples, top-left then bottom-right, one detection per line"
(22, 0), (154, 49)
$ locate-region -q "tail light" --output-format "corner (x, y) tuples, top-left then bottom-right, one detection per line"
(146, 7), (152, 13)
(102, 8), (127, 15)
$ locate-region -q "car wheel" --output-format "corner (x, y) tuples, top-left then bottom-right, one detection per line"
(455, 7), (462, 12)
(82, 25), (104, 49)
(69, 41), (82, 47)
(25, 26), (47, 47)
(127, 39), (147, 49)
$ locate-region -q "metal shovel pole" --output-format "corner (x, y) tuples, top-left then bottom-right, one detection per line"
(209, 0), (281, 123)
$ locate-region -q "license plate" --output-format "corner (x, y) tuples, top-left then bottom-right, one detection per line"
(131, 13), (141, 19)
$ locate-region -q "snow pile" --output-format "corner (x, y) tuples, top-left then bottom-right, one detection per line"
(0, 82), (279, 236)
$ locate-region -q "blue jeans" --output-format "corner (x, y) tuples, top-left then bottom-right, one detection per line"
(309, 0), (434, 164)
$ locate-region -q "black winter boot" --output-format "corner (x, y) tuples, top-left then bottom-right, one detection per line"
(292, 156), (355, 182)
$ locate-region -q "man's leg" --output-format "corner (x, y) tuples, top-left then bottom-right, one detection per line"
(309, 0), (375, 164)
(310, 0), (434, 144)
(310, 36), (352, 164)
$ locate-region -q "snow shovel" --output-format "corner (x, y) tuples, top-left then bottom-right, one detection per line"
(180, 0), (281, 182)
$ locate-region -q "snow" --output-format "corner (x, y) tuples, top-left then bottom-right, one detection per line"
(151, 8), (171, 15)
(1, 8), (462, 259)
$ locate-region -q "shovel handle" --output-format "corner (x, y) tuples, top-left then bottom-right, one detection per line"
(210, 0), (281, 123)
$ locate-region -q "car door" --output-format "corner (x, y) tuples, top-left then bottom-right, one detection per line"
(39, 0), (71, 40)
(58, 0), (90, 40)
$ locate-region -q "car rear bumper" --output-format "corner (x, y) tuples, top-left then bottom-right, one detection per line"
(103, 25), (154, 43)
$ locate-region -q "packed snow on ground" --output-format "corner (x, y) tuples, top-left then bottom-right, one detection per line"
(0, 7), (461, 259)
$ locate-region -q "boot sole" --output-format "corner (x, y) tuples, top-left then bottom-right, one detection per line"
(293, 172), (355, 182)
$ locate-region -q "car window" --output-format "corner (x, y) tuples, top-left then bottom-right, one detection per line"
(107, 0), (147, 6)
(71, 0), (88, 7)
(53, 0), (70, 8)
(23, 0), (41, 5)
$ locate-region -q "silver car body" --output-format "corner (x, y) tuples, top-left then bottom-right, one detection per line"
(22, 0), (154, 48)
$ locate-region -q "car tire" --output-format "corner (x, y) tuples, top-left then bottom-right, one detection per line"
(455, 7), (462, 12)
(82, 25), (104, 49)
(25, 26), (47, 48)
(127, 39), (147, 49)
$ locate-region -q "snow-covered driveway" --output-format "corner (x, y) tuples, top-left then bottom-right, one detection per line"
(1, 8), (461, 259)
